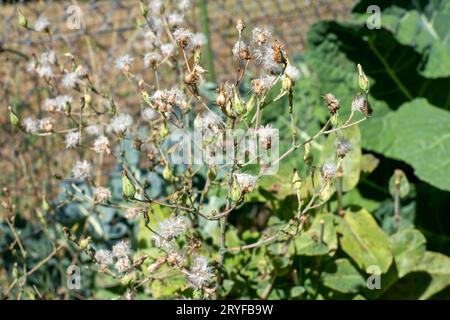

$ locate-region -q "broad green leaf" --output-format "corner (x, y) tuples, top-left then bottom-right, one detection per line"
(363, 99), (450, 191)
(353, 0), (450, 78)
(322, 258), (366, 293)
(337, 208), (393, 273)
(390, 228), (427, 278)
(295, 213), (338, 256)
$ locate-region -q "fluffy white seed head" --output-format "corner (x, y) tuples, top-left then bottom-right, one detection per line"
(109, 114), (133, 135)
(235, 173), (258, 193)
(115, 54), (134, 70)
(62, 72), (79, 89)
(94, 187), (111, 204)
(284, 65), (301, 82)
(187, 256), (213, 288)
(95, 249), (113, 267)
(115, 256), (131, 273)
(321, 162), (337, 181)
(112, 240), (131, 258)
(34, 16), (50, 32)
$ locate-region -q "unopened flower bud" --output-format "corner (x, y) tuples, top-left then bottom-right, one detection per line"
(18, 10), (28, 28)
(163, 165), (173, 181)
(216, 87), (227, 108)
(122, 172), (136, 199)
(233, 90), (245, 116)
(303, 143), (313, 166)
(79, 237), (91, 250)
(231, 178), (242, 203)
(292, 169), (302, 191)
(121, 272), (137, 286)
(8, 106), (20, 127)
(357, 63), (369, 93)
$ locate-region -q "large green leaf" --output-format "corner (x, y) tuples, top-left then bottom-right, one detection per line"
(337, 208), (393, 273)
(322, 258), (366, 293)
(306, 21), (450, 114)
(363, 99), (450, 191)
(353, 0), (450, 78)
(381, 251), (450, 299)
(390, 228), (427, 278)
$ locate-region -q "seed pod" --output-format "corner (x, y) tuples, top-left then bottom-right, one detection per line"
(324, 93), (340, 115)
(121, 272), (137, 286)
(139, 1), (148, 18)
(122, 172), (136, 199)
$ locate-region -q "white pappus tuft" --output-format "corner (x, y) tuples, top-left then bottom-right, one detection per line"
(95, 249), (113, 267)
(152, 216), (187, 247)
(72, 160), (92, 179)
(65, 130), (80, 149)
(112, 240), (131, 258)
(93, 135), (110, 154)
(108, 114), (133, 135)
(62, 72), (79, 89)
(252, 26), (271, 45)
(321, 162), (337, 181)
(187, 256), (213, 289)
(143, 52), (162, 68)
(115, 54), (134, 71)
(234, 173), (258, 193)
(34, 16), (50, 32)
(284, 64), (301, 82)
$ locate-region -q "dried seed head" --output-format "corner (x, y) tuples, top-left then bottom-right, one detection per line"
(232, 41), (251, 60)
(324, 93), (340, 115)
(352, 93), (373, 117)
(252, 26), (271, 45)
(272, 42), (286, 64)
(321, 162), (337, 181)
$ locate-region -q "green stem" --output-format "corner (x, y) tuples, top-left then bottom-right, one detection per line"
(199, 0), (216, 82)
